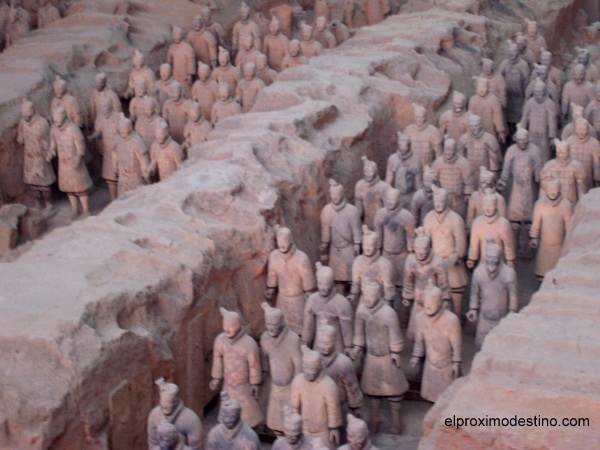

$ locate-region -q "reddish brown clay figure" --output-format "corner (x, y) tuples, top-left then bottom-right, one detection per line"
(540, 49), (564, 92)
(439, 91), (470, 142)
(236, 62), (265, 113)
(187, 15), (217, 68)
(113, 115), (150, 197)
(210, 307), (263, 428)
(405, 104), (443, 167)
(156, 63), (175, 111)
(18, 99), (55, 210)
(320, 179), (362, 292)
(524, 19), (547, 62)
(282, 40), (308, 70)
(127, 49), (156, 99)
(272, 407), (312, 450)
(561, 104), (597, 141)
(88, 72), (121, 129)
(562, 64), (594, 122)
(540, 139), (587, 205)
(530, 178), (573, 278)
(269, 0), (294, 40)
(584, 81), (600, 133)
(5, 7), (29, 47)
(300, 24), (323, 59)
(467, 240), (518, 349)
(213, 47), (242, 93)
(51, 76), (82, 128)
(265, 226), (316, 336)
(329, 20), (350, 45)
(50, 106), (92, 218)
(154, 422), (192, 450)
(467, 192), (516, 269)
(183, 102), (211, 152)
(206, 391), (260, 450)
(515, 32), (535, 68)
(260, 302), (302, 435)
(525, 64), (559, 111)
(232, 2), (262, 53)
(313, 16), (336, 49)
(423, 187), (468, 316)
(148, 121), (184, 181)
(162, 82), (188, 143)
(88, 98), (119, 200)
(337, 414), (380, 450)
(302, 262), (354, 355)
(457, 114), (502, 183)
(466, 167), (507, 232)
(469, 77), (506, 144)
(37, 0), (60, 28)
(128, 79), (150, 124)
(359, 0), (388, 26)
(410, 165), (435, 227)
(411, 283), (462, 402)
(575, 47), (600, 84)
(314, 0), (331, 23)
(385, 133), (423, 209)
(135, 97), (162, 148)
(290, 346), (342, 449)
(263, 16), (289, 72)
(431, 137), (474, 219)
(256, 53), (278, 86)
(235, 34), (261, 70)
(566, 118), (600, 190)
(354, 156), (388, 229)
(168, 26), (196, 98)
(147, 378), (203, 450)
(192, 63), (219, 122)
(201, 6), (225, 49)
(499, 40), (530, 127)
(521, 79), (557, 163)
(352, 281), (408, 434)
(211, 83), (242, 124)
(374, 187), (415, 291)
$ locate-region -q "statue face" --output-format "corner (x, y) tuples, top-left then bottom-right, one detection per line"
(316, 17), (326, 32)
(363, 289), (380, 308)
(578, 52), (589, 66)
(363, 164), (377, 182)
(527, 22), (537, 37)
(362, 238), (377, 257)
(243, 64), (255, 81)
(330, 188), (344, 205)
(223, 316), (241, 338)
(198, 66), (210, 81)
(270, 21), (280, 35)
(574, 67), (585, 83)
(347, 429), (369, 450)
(415, 241), (430, 262)
(219, 86), (229, 101)
(452, 98), (465, 113)
(144, 101), (155, 118)
(159, 394), (178, 416)
(218, 51), (230, 66)
(533, 85), (545, 102)
(190, 106), (202, 122)
(160, 65), (171, 81)
(484, 253), (500, 276)
(443, 141), (457, 161)
(54, 83), (67, 98)
(482, 61), (493, 76)
(303, 359), (321, 381)
(317, 277), (333, 297)
(172, 29), (183, 43)
(242, 35), (253, 51)
(52, 109), (67, 127)
(557, 144), (569, 163)
(193, 16), (202, 31)
(276, 232), (293, 253)
(265, 315), (284, 337)
(385, 191), (400, 211)
(423, 174), (434, 192)
(516, 135), (528, 150)
(22, 104), (35, 122)
(480, 175), (494, 190)
(118, 120), (132, 137)
(541, 52), (551, 66)
(317, 333), (336, 356)
(469, 117), (483, 135)
(575, 122), (589, 140)
(476, 82), (488, 97)
(156, 126), (169, 145)
(482, 197), (497, 217)
(547, 180), (561, 200)
(301, 27), (312, 41)
(414, 110), (426, 127)
(95, 76), (106, 91)
(240, 6), (249, 20)
(222, 407), (240, 429)
(256, 55), (267, 70)
(135, 83), (147, 98)
(289, 41), (300, 57)
(397, 139), (410, 156)
(133, 55), (144, 70)
(423, 291), (443, 316)
(201, 7), (210, 22)
(284, 425), (302, 445)
(508, 46), (518, 61)
(433, 193), (448, 213)
(170, 85), (182, 101)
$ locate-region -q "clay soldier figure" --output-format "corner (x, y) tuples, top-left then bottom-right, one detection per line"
(411, 283), (462, 402)
(467, 240), (518, 349)
(410, 165), (435, 226)
(499, 40), (530, 130)
(272, 407), (313, 450)
(183, 102), (211, 152)
(584, 81), (600, 133)
(187, 15), (217, 68)
(402, 228), (451, 340)
(232, 2), (262, 54)
(525, 64), (559, 111)
(51, 76), (82, 128)
(211, 83), (243, 124)
(135, 97), (162, 148)
(156, 63), (175, 111)
(457, 114), (502, 184)
(354, 156), (388, 229)
(126, 49), (156, 99)
(431, 137), (474, 218)
(162, 82), (188, 143)
(148, 121), (184, 181)
(256, 53), (278, 86)
(8, 0), (29, 27)
(265, 226), (316, 335)
(206, 391), (260, 450)
(290, 346), (342, 449)
(299, 23), (323, 59)
(302, 262), (354, 355)
(515, 32), (535, 68)
(113, 115), (150, 197)
(540, 49), (564, 92)
(405, 104), (443, 167)
(263, 16), (289, 72)
(313, 16), (336, 49)
(320, 179), (362, 293)
(575, 47), (600, 84)
(497, 126), (543, 248)
(213, 47), (242, 93)
(17, 99), (55, 210)
(154, 422), (192, 450)
(540, 139), (587, 205)
(168, 26), (196, 98)
(423, 187), (468, 316)
(468, 77), (506, 144)
(329, 20), (351, 45)
(374, 187), (415, 294)
(314, 0), (332, 23)
(561, 104), (598, 141)
(282, 40), (308, 69)
(562, 64), (594, 122)
(566, 118), (600, 190)
(524, 19), (547, 62)
(359, 0), (388, 26)
(210, 307), (263, 428)
(520, 79), (557, 163)
(349, 225), (396, 306)
(385, 133), (423, 209)
(352, 281), (408, 434)
(147, 378), (203, 450)
(260, 302), (302, 435)
(439, 91), (470, 142)
(5, 7), (29, 47)
(467, 192), (516, 269)
(201, 6), (225, 49)
(236, 62), (265, 113)
(37, 0), (60, 28)
(88, 98), (119, 200)
(192, 63), (219, 123)
(530, 178), (573, 278)
(466, 167), (507, 232)
(88, 72), (121, 129)
(128, 79), (150, 124)
(235, 34), (261, 70)
(49, 106), (92, 219)
(337, 414), (380, 450)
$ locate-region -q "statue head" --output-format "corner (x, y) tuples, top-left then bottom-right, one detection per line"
(482, 191), (498, 218)
(443, 137), (458, 162)
(347, 414), (369, 450)
(573, 64), (586, 84)
(555, 139), (570, 163)
(53, 76), (67, 98)
(414, 227), (431, 262)
(256, 53), (268, 70)
(541, 49), (552, 67)
(481, 58), (494, 77)
(275, 225), (293, 254)
(362, 280), (382, 309)
(432, 186), (449, 213)
(193, 15), (203, 31)
(243, 62), (257, 81)
(134, 79), (148, 98)
(189, 101), (203, 123)
(469, 114), (483, 136)
(169, 81), (183, 102)
(413, 104), (427, 127)
(423, 281), (443, 317)
(156, 378), (179, 416)
(241, 33), (254, 51)
(283, 406), (303, 445)
(301, 345), (323, 381)
(577, 47), (590, 66)
(262, 302), (285, 337)
(507, 40), (519, 62)
(474, 76), (489, 97)
(289, 39), (301, 57)
(316, 324), (337, 357)
(144, 96), (158, 118)
(533, 79), (546, 103)
(575, 118), (590, 140)
(362, 225), (379, 257)
(21, 99), (35, 122)
(525, 18), (537, 36)
(220, 391), (242, 429)
(384, 187), (401, 211)
(546, 177), (562, 201)
(197, 62), (211, 81)
(200, 6), (212, 22)
(301, 23), (313, 42)
(329, 178), (344, 205)
(452, 91), (466, 113)
(118, 114), (133, 138)
(423, 165), (434, 192)
(95, 72), (107, 91)
(269, 16), (280, 35)
(52, 105), (67, 127)
(484, 237), (502, 276)
(218, 83), (230, 102)
(361, 156), (378, 182)
(132, 49), (145, 70)
(515, 33), (527, 52)
(219, 307), (242, 339)
(172, 25), (184, 44)
(156, 422), (180, 450)
(514, 125), (529, 150)
(240, 1), (250, 21)
(155, 120), (170, 145)
(316, 16), (327, 32)
(479, 166), (495, 191)
(218, 47), (230, 67)
(315, 262), (334, 297)
(160, 63), (172, 81)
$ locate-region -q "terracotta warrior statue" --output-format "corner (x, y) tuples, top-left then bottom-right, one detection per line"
(530, 178), (573, 278)
(525, 64), (559, 111)
(156, 63), (175, 110)
(405, 103), (443, 167)
(260, 302), (302, 435)
(337, 414), (380, 450)
(584, 81), (600, 133)
(566, 118), (600, 190)
(313, 16), (337, 49)
(329, 20), (351, 46)
(423, 187), (468, 316)
(235, 33), (261, 71)
(263, 16), (289, 72)
(265, 225), (316, 335)
(439, 91), (470, 142)
(37, 0), (60, 29)
(385, 132), (423, 210)
(147, 378), (202, 450)
(352, 281), (408, 434)
(374, 187), (416, 295)
(272, 407), (312, 450)
(468, 76), (506, 144)
(127, 49), (155, 99)
(5, 7), (29, 48)
(128, 79), (151, 124)
(113, 114), (150, 197)
(236, 62), (265, 113)
(232, 2), (262, 53)
(515, 32), (535, 67)
(499, 40), (530, 130)
(520, 79), (558, 163)
(290, 346), (342, 449)
(299, 23), (323, 59)
(410, 165), (435, 226)
(192, 63), (219, 123)
(135, 97), (162, 148)
(167, 26), (196, 98)
(302, 262), (354, 356)
(49, 105), (92, 219)
(186, 15), (217, 68)
(183, 101), (212, 152)
(206, 391), (260, 450)
(479, 58), (507, 108)
(524, 19), (547, 62)
(148, 121), (184, 181)
(354, 156), (388, 229)
(88, 72), (121, 129)
(467, 239), (518, 349)
(154, 421), (192, 450)
(411, 283), (462, 402)
(18, 99), (55, 210)
(282, 39), (308, 70)
(256, 53), (278, 86)
(162, 81), (188, 143)
(360, 0), (388, 26)
(540, 139), (587, 205)
(457, 114), (502, 184)
(562, 64), (594, 122)
(211, 82), (242, 124)
(200, 6), (225, 48)
(466, 166), (506, 232)
(320, 179), (362, 293)
(51, 76), (82, 128)
(88, 97), (119, 200)
(561, 104), (597, 141)
(213, 47), (242, 93)
(575, 47), (600, 84)
(540, 49), (564, 91)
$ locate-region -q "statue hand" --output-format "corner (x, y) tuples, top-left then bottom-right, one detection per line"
(496, 179), (506, 191)
(498, 132), (506, 145)
(410, 356), (421, 368)
(350, 407), (362, 418)
(350, 345), (363, 361)
(329, 428), (340, 445)
(209, 378), (221, 391)
(264, 287), (276, 301)
(452, 362), (461, 379)
(390, 352), (401, 367)
(530, 238), (539, 249)
(466, 259), (476, 269)
(466, 309), (478, 323)
(344, 347), (353, 358)
(402, 297), (411, 307)
(347, 293), (358, 304)
(250, 385), (260, 399)
(353, 244), (361, 256)
(319, 242), (329, 253)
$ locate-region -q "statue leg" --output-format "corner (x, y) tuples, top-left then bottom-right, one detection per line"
(79, 194), (90, 218)
(67, 193), (79, 219)
(389, 396), (404, 434)
(107, 180), (117, 200)
(41, 187), (52, 211)
(451, 288), (465, 320)
(368, 396), (381, 433)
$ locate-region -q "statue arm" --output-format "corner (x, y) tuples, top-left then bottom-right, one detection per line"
(320, 208), (331, 244)
(468, 272), (481, 312)
(210, 338), (224, 380)
(507, 270), (519, 313)
(385, 157), (395, 185)
(248, 344), (263, 386)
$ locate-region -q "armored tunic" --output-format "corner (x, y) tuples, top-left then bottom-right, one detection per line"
(114, 131), (149, 197)
(431, 154), (474, 218)
(167, 41), (196, 97)
(540, 158), (587, 205)
(466, 189), (506, 231)
(468, 92), (506, 139)
(156, 78), (175, 110)
(499, 58), (530, 123)
(149, 138), (184, 181)
(481, 72), (507, 108)
(18, 115), (56, 187)
(147, 400), (203, 450)
(236, 77), (265, 113)
(405, 123), (443, 168)
(94, 112), (119, 181)
(562, 80), (594, 117)
(354, 176), (389, 229)
(183, 119), (212, 150)
(211, 98), (243, 124)
(468, 213), (516, 264)
(439, 110), (470, 142)
(520, 96), (558, 163)
(206, 422), (260, 450)
(411, 188), (434, 227)
(192, 78), (219, 122)
(350, 253), (396, 305)
(303, 289), (353, 354)
(232, 19), (262, 53)
(385, 151), (423, 209)
(128, 66), (156, 97)
(235, 48), (261, 71)
(162, 98), (189, 143)
(213, 65), (242, 93)
(566, 135), (600, 190)
(50, 121), (92, 194)
(457, 130), (502, 181)
(321, 352), (363, 413)
(88, 88), (121, 129)
(262, 33), (290, 72)
(135, 114), (162, 148)
(187, 28), (217, 66)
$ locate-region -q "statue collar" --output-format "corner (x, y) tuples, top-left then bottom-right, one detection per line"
(162, 398), (185, 424)
(366, 298), (384, 315)
(433, 208), (449, 223)
(332, 199), (347, 212)
(227, 328), (245, 345)
(483, 212), (499, 224)
(548, 193), (563, 207)
(321, 351), (338, 368)
(280, 245), (297, 262)
(223, 420), (243, 440)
